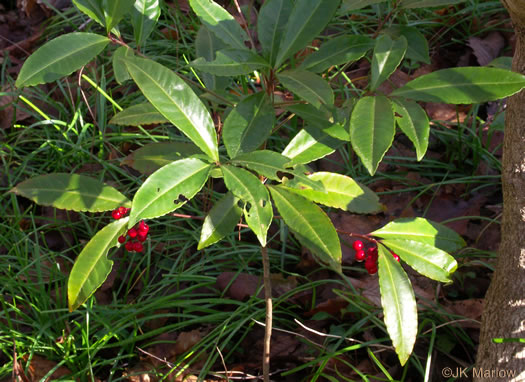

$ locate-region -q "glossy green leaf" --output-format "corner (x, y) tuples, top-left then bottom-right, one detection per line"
(285, 103), (333, 126)
(132, 0), (161, 47)
(191, 49), (269, 76)
(16, 33), (109, 88)
(350, 96), (395, 175)
(198, 192), (242, 249)
(370, 34), (407, 91)
(300, 35), (374, 73)
(231, 150), (291, 181)
(269, 185), (341, 273)
(11, 173), (130, 212)
(189, 0), (249, 50)
(400, 0), (466, 8)
(73, 0), (105, 27)
(390, 67), (525, 104)
(339, 0), (386, 12)
(393, 99), (429, 161)
(282, 126), (343, 165)
(109, 102), (168, 126)
(124, 56), (219, 161)
(129, 158), (212, 226)
(284, 172), (381, 213)
(275, 0), (341, 68)
(371, 217), (466, 253)
(381, 239), (457, 283)
(103, 0), (135, 32)
(122, 142), (204, 174)
(68, 217), (129, 311)
(278, 70), (334, 108)
(221, 165), (272, 246)
(195, 25), (229, 91)
(385, 26), (430, 64)
(279, 164), (325, 192)
(223, 92), (275, 159)
(378, 244), (417, 366)
(112, 46), (134, 85)
(257, 0), (293, 65)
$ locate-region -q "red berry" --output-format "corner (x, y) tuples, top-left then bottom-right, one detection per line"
(366, 265), (378, 275)
(128, 228), (138, 238)
(367, 247), (378, 259)
(111, 210), (122, 220)
(118, 206), (127, 216)
(137, 233), (147, 242)
(138, 220), (149, 234)
(133, 242), (144, 253)
(118, 235), (126, 244)
(352, 240), (363, 251)
(355, 249), (365, 262)
(392, 252), (400, 262)
(125, 241), (134, 251)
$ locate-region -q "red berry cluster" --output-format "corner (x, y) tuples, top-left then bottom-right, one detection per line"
(353, 240), (400, 275)
(112, 206), (149, 253)
(111, 206), (130, 220)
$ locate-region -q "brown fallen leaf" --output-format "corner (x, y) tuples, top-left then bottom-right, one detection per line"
(468, 32), (504, 66)
(216, 272), (297, 301)
(23, 354), (72, 381)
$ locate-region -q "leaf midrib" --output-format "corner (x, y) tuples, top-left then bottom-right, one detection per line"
(277, 1), (323, 66)
(272, 187), (332, 256)
(193, 0), (246, 50)
(126, 58), (217, 160)
(132, 161), (209, 220)
(21, 35), (107, 85)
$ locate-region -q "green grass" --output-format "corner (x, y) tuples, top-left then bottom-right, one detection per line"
(0, 0), (506, 380)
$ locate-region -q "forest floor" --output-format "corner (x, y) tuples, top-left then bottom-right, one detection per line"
(0, 0), (513, 381)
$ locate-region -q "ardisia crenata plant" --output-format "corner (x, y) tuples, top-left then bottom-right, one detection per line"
(10, 0), (525, 374)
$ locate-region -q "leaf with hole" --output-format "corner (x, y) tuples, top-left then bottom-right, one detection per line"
(122, 142), (204, 174)
(221, 165), (273, 246)
(381, 239), (457, 282)
(275, 0), (341, 67)
(16, 33), (109, 88)
(370, 34), (407, 91)
(192, 49), (269, 76)
(11, 173), (130, 212)
(109, 102), (168, 126)
(198, 192), (242, 249)
(390, 67), (525, 104)
(68, 217), (129, 311)
(129, 158), (212, 226)
(132, 0), (161, 47)
(284, 172), (381, 214)
(270, 186), (341, 273)
(223, 92), (275, 159)
(257, 0), (293, 65)
(393, 99), (429, 160)
(371, 217), (466, 253)
(189, 0), (250, 50)
(300, 35), (374, 73)
(350, 96), (395, 175)
(278, 70), (334, 108)
(124, 55), (219, 161)
(231, 150), (291, 181)
(378, 243), (417, 366)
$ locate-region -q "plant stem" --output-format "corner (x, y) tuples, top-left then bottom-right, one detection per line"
(261, 245), (272, 382)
